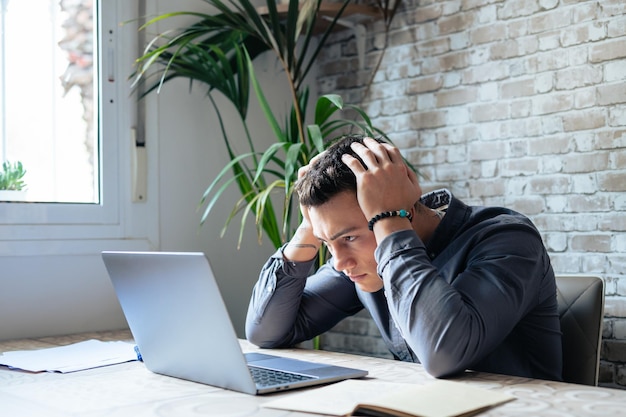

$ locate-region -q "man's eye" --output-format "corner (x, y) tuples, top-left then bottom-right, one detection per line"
(344, 236), (356, 242)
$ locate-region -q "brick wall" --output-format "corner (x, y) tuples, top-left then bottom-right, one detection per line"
(315, 0), (626, 388)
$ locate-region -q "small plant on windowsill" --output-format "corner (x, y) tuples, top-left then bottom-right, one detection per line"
(0, 160), (27, 201)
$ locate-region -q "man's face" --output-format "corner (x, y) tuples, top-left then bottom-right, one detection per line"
(307, 191), (383, 293)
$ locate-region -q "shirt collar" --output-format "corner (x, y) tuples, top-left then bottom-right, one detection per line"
(420, 189), (471, 259)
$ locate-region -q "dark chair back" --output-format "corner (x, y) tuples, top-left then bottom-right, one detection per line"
(556, 275), (604, 386)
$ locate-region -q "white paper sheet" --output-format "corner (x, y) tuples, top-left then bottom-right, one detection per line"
(0, 339), (138, 373)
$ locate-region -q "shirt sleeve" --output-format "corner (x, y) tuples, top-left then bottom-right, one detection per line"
(245, 246), (363, 348)
(375, 225), (551, 378)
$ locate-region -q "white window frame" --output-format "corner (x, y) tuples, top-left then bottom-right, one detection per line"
(0, 0), (158, 256)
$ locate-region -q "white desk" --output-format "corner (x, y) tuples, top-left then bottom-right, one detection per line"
(1, 330), (625, 416)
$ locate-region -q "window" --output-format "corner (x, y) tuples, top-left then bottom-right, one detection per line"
(0, 0), (98, 203)
(0, 0), (155, 254)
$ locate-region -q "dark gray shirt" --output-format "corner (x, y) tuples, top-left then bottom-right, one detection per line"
(246, 189), (563, 381)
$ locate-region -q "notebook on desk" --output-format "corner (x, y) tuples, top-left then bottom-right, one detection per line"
(101, 251), (367, 395)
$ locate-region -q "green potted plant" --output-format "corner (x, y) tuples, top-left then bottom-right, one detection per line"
(132, 0), (402, 249)
(0, 160), (27, 201)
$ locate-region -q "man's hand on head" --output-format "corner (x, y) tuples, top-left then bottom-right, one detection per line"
(341, 137), (421, 222)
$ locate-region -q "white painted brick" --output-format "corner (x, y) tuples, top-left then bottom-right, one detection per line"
(541, 154), (563, 173)
(608, 16), (626, 38)
(616, 234), (626, 252)
(365, 100), (383, 118)
(545, 232), (568, 252)
(435, 163), (471, 182)
(416, 22), (439, 41)
(418, 93), (436, 110)
(508, 20), (529, 39)
(589, 20), (609, 40)
(498, 0), (540, 19)
(609, 255), (626, 275)
(605, 60), (626, 82)
(479, 82), (498, 101)
(506, 196), (545, 215)
(570, 173), (598, 194)
(407, 63), (422, 78)
(507, 177), (530, 195)
(569, 46), (590, 67)
(442, 0), (462, 16)
(538, 31), (561, 51)
(539, 0), (559, 11)
(575, 88), (597, 109)
(573, 134), (596, 152)
(521, 36), (540, 55)
(562, 151), (610, 173)
(541, 116), (563, 134)
(469, 46), (491, 66)
(509, 138), (530, 157)
(566, 214), (601, 231)
(615, 194), (626, 211)
(528, 175), (571, 196)
(582, 254), (610, 274)
(446, 107), (470, 125)
(609, 105), (626, 126)
(532, 92), (573, 115)
(605, 296), (626, 319)
(477, 121), (503, 141)
(421, 57), (441, 75)
(571, 2), (598, 24)
(447, 145), (468, 163)
(510, 99), (532, 118)
(556, 66), (603, 90)
(545, 195), (568, 212)
(560, 22), (607, 47)
(550, 253), (582, 273)
(617, 277), (626, 297)
(481, 160), (498, 177)
(509, 59), (527, 77)
(443, 72), (462, 88)
(476, 5), (497, 24)
(386, 64), (407, 81)
(614, 320), (626, 339)
(420, 130), (437, 147)
(450, 32), (470, 50)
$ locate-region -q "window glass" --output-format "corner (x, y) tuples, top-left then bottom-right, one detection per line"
(0, 0), (97, 203)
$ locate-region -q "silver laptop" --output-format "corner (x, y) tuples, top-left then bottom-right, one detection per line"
(102, 251), (367, 395)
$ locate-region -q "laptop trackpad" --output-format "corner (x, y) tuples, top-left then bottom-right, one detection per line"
(246, 353), (322, 372)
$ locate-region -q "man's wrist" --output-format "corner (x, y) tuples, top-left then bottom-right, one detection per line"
(283, 224), (320, 262)
(368, 209), (413, 231)
(372, 216), (413, 242)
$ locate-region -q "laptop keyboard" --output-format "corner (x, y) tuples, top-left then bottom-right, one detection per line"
(248, 365), (317, 387)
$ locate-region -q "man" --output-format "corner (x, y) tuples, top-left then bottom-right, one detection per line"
(246, 135), (562, 380)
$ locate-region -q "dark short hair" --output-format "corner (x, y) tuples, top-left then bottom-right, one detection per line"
(296, 135), (382, 207)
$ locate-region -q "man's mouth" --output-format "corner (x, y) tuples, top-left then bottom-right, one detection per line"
(348, 273), (367, 282)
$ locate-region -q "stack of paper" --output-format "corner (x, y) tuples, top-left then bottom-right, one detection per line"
(0, 339), (138, 373)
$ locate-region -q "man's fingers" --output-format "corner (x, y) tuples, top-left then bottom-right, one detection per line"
(354, 137), (402, 167)
(341, 154), (367, 174)
(349, 140), (380, 168)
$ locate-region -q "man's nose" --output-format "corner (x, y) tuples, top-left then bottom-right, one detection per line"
(332, 249), (353, 272)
